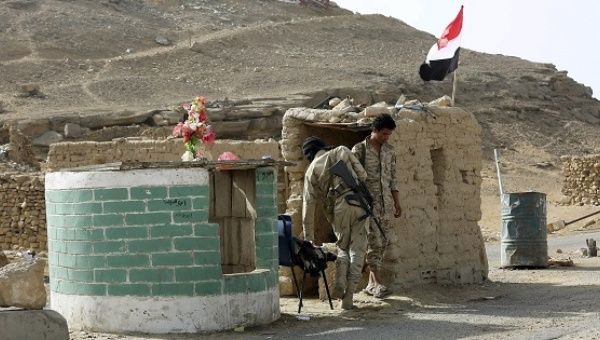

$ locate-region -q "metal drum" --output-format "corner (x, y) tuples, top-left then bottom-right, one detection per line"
(501, 192), (548, 268)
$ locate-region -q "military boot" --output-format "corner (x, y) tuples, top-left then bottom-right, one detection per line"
(341, 283), (356, 310)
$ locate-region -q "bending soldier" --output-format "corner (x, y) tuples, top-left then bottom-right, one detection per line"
(352, 113), (402, 298)
(301, 136), (369, 310)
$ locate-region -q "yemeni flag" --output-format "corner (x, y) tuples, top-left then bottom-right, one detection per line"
(419, 6), (463, 81)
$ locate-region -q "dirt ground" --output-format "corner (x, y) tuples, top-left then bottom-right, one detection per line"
(67, 254), (600, 339)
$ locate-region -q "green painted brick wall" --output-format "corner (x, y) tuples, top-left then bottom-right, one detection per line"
(47, 167), (278, 298)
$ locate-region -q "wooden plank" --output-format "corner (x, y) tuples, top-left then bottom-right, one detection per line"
(303, 121), (371, 132)
(231, 171), (247, 218)
(119, 159), (294, 171)
(228, 218), (240, 270)
(217, 217), (226, 268)
(239, 218), (256, 270)
(244, 170), (256, 219)
(214, 171), (232, 217)
(231, 170), (257, 218)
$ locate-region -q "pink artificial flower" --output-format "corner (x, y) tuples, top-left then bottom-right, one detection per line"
(217, 151), (239, 161)
(194, 124), (206, 137)
(202, 128), (216, 146)
(199, 109), (207, 122)
(172, 122), (184, 137)
(182, 124), (193, 143)
(182, 102), (191, 111)
(196, 96), (206, 108)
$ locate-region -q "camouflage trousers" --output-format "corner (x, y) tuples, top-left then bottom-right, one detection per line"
(332, 195), (368, 292)
(365, 203), (391, 272)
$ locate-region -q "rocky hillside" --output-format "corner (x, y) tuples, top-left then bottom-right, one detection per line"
(1, 0), (600, 163)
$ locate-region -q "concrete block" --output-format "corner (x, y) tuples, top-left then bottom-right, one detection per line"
(0, 310), (69, 340)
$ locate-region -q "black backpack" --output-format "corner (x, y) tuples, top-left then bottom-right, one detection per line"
(292, 238), (337, 277)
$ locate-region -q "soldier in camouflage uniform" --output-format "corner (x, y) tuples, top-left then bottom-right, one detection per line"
(301, 136), (369, 310)
(352, 114), (401, 298)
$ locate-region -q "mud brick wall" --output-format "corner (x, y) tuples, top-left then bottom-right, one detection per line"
(280, 97), (488, 290)
(45, 139), (280, 171)
(0, 139), (283, 252)
(561, 155), (600, 205)
(0, 173), (46, 250)
(46, 138), (287, 213)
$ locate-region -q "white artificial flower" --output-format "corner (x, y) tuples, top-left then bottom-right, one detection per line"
(181, 151), (194, 162)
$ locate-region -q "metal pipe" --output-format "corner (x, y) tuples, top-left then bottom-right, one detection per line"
(494, 149), (504, 197)
(565, 209), (600, 226)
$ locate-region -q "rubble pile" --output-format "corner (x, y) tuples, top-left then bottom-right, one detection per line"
(561, 155), (600, 205)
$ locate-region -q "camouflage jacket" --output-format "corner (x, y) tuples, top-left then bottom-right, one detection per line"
(302, 146), (368, 242)
(352, 137), (398, 211)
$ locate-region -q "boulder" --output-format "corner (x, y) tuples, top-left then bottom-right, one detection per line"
(0, 310), (69, 340)
(82, 109), (154, 129)
(154, 35), (170, 46)
(328, 97), (341, 107)
(33, 131), (64, 146)
(0, 258), (46, 310)
(63, 123), (82, 138)
(16, 119), (50, 138)
(15, 83), (40, 97)
(151, 113), (169, 126)
(332, 98), (353, 113)
(363, 102), (391, 117)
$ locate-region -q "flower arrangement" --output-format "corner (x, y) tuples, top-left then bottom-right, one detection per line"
(172, 96), (216, 161)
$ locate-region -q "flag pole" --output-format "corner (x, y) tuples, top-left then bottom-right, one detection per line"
(451, 70), (458, 106)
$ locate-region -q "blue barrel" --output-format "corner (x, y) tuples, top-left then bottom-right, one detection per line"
(500, 192), (548, 268)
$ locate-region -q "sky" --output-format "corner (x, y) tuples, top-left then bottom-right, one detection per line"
(335, 0), (600, 99)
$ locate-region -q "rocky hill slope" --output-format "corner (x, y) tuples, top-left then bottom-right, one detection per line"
(1, 0), (599, 163)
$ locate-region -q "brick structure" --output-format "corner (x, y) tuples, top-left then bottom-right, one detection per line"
(280, 97), (488, 290)
(561, 154), (600, 205)
(45, 165), (279, 333)
(0, 174), (46, 250)
(44, 138), (279, 171)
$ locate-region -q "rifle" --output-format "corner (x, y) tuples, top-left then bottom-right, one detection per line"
(329, 160), (386, 242)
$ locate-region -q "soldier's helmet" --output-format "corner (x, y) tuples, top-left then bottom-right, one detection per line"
(302, 136), (327, 161)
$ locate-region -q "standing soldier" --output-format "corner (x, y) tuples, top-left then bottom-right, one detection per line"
(352, 113), (402, 298)
(301, 136), (369, 310)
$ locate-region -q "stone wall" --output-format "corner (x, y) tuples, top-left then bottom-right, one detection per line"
(1, 139), (282, 252)
(8, 125), (36, 166)
(280, 97), (488, 288)
(0, 173), (46, 251)
(561, 155), (600, 205)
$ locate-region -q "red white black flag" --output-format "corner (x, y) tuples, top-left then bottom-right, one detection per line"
(419, 6), (463, 81)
